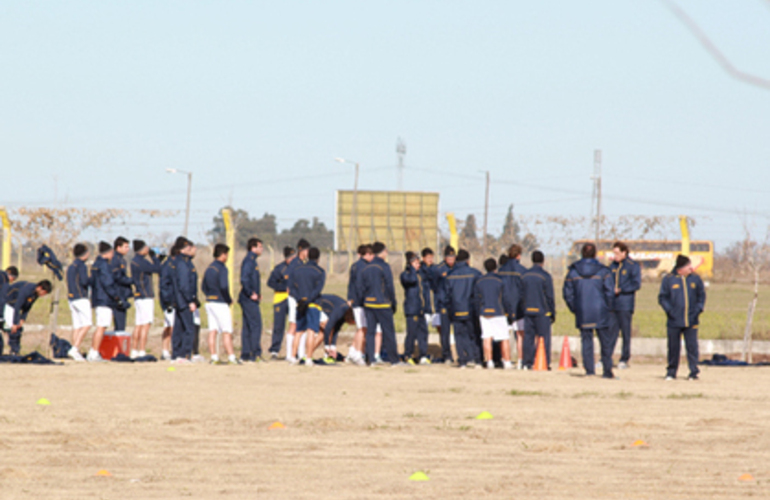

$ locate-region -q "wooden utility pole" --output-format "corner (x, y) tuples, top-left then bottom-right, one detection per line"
(483, 171), (490, 255)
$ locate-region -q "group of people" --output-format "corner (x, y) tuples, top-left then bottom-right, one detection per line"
(0, 235), (706, 380)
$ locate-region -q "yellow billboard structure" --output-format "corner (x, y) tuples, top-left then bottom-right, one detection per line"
(335, 190), (440, 252)
(0, 207), (10, 270)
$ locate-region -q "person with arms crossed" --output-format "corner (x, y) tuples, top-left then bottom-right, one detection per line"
(172, 240), (199, 362)
(609, 241), (642, 369)
(400, 252), (430, 365)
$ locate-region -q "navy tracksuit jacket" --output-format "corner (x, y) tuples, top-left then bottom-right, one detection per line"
(239, 251), (262, 360)
(401, 266), (429, 359)
(498, 258), (526, 323)
(67, 259), (91, 302)
(110, 253), (133, 330)
(159, 258), (176, 311)
(131, 253), (162, 299)
(4, 281), (40, 354)
(317, 294), (349, 346)
(202, 260), (232, 305)
(172, 254), (198, 359)
(432, 260), (454, 360)
(91, 256), (121, 309)
(563, 258), (615, 376)
(444, 261), (482, 366)
(356, 256), (399, 364)
(521, 265), (555, 368)
(267, 259), (291, 353)
(659, 271), (706, 378)
(609, 257), (642, 363)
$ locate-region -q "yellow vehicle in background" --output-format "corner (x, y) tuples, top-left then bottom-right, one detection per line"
(569, 239), (714, 279)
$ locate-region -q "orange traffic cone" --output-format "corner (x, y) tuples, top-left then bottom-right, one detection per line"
(533, 337), (548, 371)
(558, 336), (573, 370)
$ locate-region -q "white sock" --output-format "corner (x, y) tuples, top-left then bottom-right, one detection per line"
(211, 354), (219, 362)
(162, 350), (171, 358)
(297, 333), (307, 359)
(228, 354), (236, 362)
(286, 334), (294, 357)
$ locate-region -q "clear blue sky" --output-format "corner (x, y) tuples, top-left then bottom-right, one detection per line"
(2, 0), (769, 250)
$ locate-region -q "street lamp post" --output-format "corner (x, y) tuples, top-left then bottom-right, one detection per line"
(166, 168), (193, 238)
(334, 158), (359, 256)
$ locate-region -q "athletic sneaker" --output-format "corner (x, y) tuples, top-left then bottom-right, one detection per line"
(322, 356), (336, 365)
(407, 358), (416, 366)
(503, 361), (514, 370)
(86, 349), (104, 362)
(139, 350), (147, 357)
(191, 354), (206, 363)
(287, 356), (298, 365)
(173, 357), (192, 365)
(618, 361), (629, 370)
(130, 349), (139, 359)
(687, 374), (699, 381)
(68, 346), (85, 362)
(419, 357), (431, 365)
(269, 352), (279, 360)
(374, 355), (384, 364)
(665, 375), (675, 381)
(354, 357), (366, 367)
(516, 359), (523, 370)
(161, 350), (171, 361)
(486, 360), (495, 370)
(303, 357), (314, 367)
(229, 358), (243, 365)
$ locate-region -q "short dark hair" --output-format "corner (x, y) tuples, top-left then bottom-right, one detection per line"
(532, 250), (544, 264)
(362, 244), (374, 255)
(98, 241), (112, 254)
(507, 244), (523, 259)
(179, 239), (193, 250)
(73, 243), (88, 258)
(308, 247), (321, 261)
(37, 280), (52, 293)
(297, 239), (310, 250)
(581, 243), (597, 259)
(421, 248), (434, 258)
(213, 243), (230, 258)
(456, 249), (470, 262)
(283, 246), (296, 258)
(372, 241), (386, 255)
(499, 254), (509, 266)
(114, 236), (129, 248)
(613, 241), (629, 254)
(173, 236), (189, 250)
(484, 258), (497, 273)
(133, 239), (147, 253)
(405, 251), (418, 269)
(6, 266), (19, 279)
(357, 244), (367, 256)
(444, 245), (456, 257)
(247, 238), (262, 251)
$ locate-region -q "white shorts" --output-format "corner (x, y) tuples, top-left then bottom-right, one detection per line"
(163, 308), (175, 328)
(353, 307), (367, 328)
(480, 316), (510, 341)
(69, 299), (92, 329)
(135, 298), (154, 325)
(320, 311), (329, 324)
(206, 302), (232, 333)
(288, 296), (297, 323)
(96, 306), (114, 328)
(430, 313), (441, 327)
(513, 318), (525, 332)
(4, 305), (14, 326)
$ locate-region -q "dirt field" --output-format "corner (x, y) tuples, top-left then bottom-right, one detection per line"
(1, 357), (769, 500)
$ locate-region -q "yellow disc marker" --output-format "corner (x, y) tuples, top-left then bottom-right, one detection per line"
(96, 470), (112, 477)
(268, 422), (285, 430)
(37, 398), (51, 406)
(167, 367), (176, 372)
(631, 440), (648, 447)
(475, 411), (493, 420)
(409, 471), (429, 481)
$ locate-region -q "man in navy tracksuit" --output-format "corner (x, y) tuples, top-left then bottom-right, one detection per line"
(130, 239), (162, 358)
(521, 251), (556, 370)
(475, 258), (514, 370)
(563, 243), (615, 378)
(444, 250), (482, 368)
(498, 244), (526, 368)
(66, 243), (92, 361)
(172, 240), (199, 361)
(346, 244), (372, 365)
(239, 238), (263, 362)
(90, 242), (124, 362)
(433, 246), (456, 363)
(401, 252), (430, 364)
(267, 246), (295, 358)
(356, 241), (400, 365)
(159, 244), (179, 360)
(110, 236), (133, 331)
(317, 294), (353, 355)
(659, 255), (706, 380)
(0, 266), (19, 353)
(609, 241), (642, 369)
(203, 243), (238, 364)
(291, 247), (327, 366)
(3, 280), (51, 355)
(285, 239), (310, 362)
(419, 247), (436, 331)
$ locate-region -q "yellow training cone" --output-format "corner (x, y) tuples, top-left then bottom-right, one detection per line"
(269, 421), (285, 430)
(631, 440), (648, 447)
(738, 474), (754, 481)
(96, 470), (112, 477)
(475, 411), (493, 420)
(37, 398), (51, 406)
(409, 471), (429, 481)
(167, 367), (176, 372)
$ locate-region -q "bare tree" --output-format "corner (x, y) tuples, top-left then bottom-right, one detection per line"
(738, 219), (770, 362)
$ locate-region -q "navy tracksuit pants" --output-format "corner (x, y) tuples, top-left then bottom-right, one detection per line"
(439, 312), (454, 361)
(404, 314), (428, 360)
(453, 319), (479, 366)
(667, 326), (699, 378)
(112, 306), (127, 331)
(523, 315), (551, 368)
(172, 308), (195, 359)
(240, 300), (263, 361)
(610, 310), (634, 363)
(365, 308), (398, 365)
(269, 300), (288, 354)
(581, 327), (614, 377)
